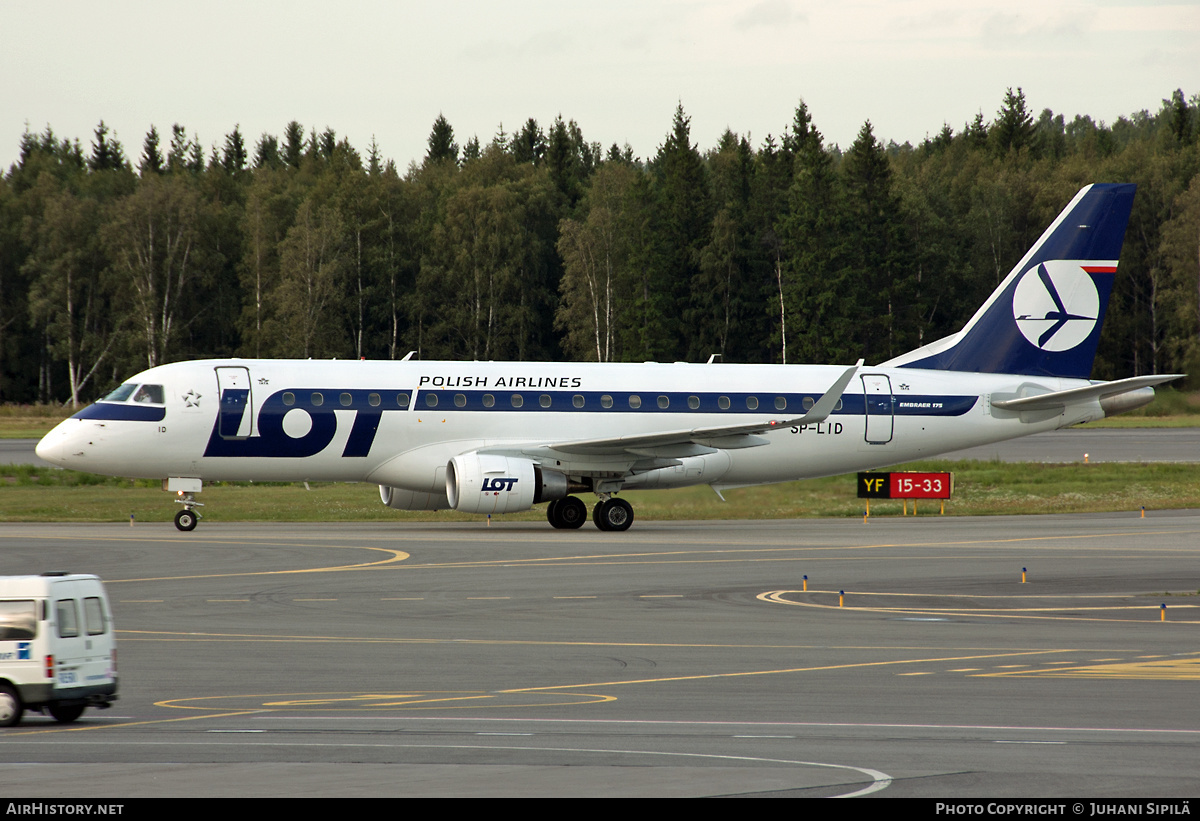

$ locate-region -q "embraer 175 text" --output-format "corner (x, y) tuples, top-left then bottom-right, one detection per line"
(37, 184), (1181, 532)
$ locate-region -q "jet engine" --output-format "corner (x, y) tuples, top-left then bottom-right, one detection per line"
(445, 453), (571, 514)
(379, 485), (451, 511)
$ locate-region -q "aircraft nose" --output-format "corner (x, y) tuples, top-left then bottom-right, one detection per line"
(35, 424), (67, 466)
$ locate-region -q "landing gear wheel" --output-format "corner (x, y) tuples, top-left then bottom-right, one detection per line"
(0, 683), (23, 728)
(174, 509), (198, 532)
(48, 703), (85, 723)
(594, 497), (634, 532)
(551, 496), (587, 529)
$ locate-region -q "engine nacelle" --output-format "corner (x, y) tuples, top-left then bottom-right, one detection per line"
(445, 453), (569, 515)
(379, 485), (451, 511)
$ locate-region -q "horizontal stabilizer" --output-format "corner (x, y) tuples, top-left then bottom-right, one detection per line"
(991, 374), (1184, 412)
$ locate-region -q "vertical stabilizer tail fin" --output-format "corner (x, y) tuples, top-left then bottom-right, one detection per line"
(886, 183), (1136, 378)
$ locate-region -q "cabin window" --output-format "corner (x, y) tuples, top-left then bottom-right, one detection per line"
(424, 393), (437, 407)
(657, 395), (669, 409)
(746, 396), (759, 410)
(282, 392), (295, 406)
(601, 395), (613, 408)
(775, 396), (787, 410)
(397, 392), (410, 407)
(311, 392), (324, 406)
(835, 399), (843, 411)
(102, 384), (137, 403)
(368, 393), (381, 407)
(540, 394), (551, 408)
(133, 384), (164, 404)
(454, 394), (466, 407)
(482, 394), (495, 408)
(511, 394), (523, 408)
(628, 395), (642, 409)
(688, 396), (700, 410)
(718, 396), (730, 410)
(340, 392), (353, 407)
(572, 395), (584, 408)
(803, 396), (815, 411)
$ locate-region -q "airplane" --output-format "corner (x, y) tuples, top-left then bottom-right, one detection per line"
(35, 183), (1182, 532)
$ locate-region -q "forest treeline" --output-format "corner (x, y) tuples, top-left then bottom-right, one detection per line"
(1, 88), (1198, 406)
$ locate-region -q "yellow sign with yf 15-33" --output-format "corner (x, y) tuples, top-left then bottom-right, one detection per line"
(858, 472), (953, 499)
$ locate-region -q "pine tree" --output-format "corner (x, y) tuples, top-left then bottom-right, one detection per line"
(283, 121), (305, 168)
(425, 114), (459, 165)
(991, 88), (1036, 154)
(222, 125), (248, 174)
(139, 126), (164, 175)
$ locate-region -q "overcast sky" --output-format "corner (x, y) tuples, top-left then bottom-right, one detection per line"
(3, 0), (1198, 172)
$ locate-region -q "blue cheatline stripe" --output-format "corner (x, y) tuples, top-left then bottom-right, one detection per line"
(72, 403), (166, 422)
(262, 388), (976, 418)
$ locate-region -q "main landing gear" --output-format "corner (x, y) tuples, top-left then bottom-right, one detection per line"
(546, 496), (588, 529)
(546, 495), (634, 532)
(593, 497), (633, 532)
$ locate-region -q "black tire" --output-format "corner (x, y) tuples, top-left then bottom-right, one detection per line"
(0, 683), (23, 728)
(546, 500), (563, 528)
(556, 496), (588, 529)
(593, 501), (606, 530)
(174, 509), (198, 532)
(48, 703), (85, 724)
(595, 498), (634, 532)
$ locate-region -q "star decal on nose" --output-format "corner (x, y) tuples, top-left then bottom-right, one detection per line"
(258, 377), (270, 385)
(183, 390), (202, 408)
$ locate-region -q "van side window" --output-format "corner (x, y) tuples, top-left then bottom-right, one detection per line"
(0, 600), (36, 640)
(56, 599), (79, 638)
(84, 597), (107, 635)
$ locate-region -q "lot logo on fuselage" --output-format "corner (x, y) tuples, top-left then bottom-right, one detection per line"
(204, 389), (401, 458)
(1012, 261), (1100, 351)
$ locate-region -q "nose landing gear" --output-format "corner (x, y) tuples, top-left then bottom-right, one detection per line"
(165, 478), (204, 531)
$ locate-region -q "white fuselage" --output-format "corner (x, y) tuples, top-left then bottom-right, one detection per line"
(36, 358), (1100, 495)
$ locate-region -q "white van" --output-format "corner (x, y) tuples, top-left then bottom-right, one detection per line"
(0, 573), (118, 727)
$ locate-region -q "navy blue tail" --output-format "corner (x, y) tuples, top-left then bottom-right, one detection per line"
(890, 183), (1136, 379)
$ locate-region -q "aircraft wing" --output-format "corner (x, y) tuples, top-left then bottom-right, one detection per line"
(991, 374), (1184, 412)
(482, 361), (862, 459)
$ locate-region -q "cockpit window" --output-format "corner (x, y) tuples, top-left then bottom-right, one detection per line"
(133, 384), (164, 404)
(102, 384), (137, 402)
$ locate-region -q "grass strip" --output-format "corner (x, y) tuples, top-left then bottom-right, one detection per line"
(1, 460), (1196, 523)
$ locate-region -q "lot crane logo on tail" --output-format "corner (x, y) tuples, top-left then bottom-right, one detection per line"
(1012, 261), (1103, 352)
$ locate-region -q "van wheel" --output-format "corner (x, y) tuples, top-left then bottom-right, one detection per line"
(0, 683), (23, 727)
(48, 704), (85, 723)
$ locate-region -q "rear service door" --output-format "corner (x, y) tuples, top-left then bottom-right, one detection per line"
(862, 374), (894, 444)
